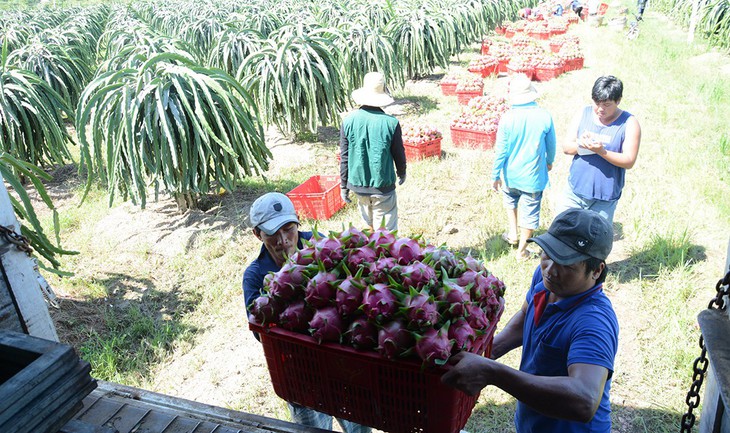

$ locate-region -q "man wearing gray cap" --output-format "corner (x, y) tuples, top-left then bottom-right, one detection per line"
(242, 192), (371, 433)
(442, 209), (619, 433)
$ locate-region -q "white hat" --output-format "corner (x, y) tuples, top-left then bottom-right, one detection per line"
(351, 72), (395, 107)
(509, 74), (539, 105)
(249, 192), (299, 236)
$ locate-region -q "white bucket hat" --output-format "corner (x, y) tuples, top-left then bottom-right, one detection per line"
(509, 74), (539, 105)
(351, 72), (395, 107)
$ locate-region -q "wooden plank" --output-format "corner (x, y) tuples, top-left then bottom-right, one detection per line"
(0, 175), (57, 340)
(2, 361), (95, 433)
(58, 419), (118, 433)
(0, 268), (23, 333)
(0, 338), (76, 421)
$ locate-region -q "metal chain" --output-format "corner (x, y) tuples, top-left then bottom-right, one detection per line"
(0, 224), (32, 255)
(680, 269), (730, 432)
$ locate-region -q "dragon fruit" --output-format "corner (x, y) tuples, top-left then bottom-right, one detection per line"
(304, 270), (338, 308)
(437, 281), (471, 317)
(368, 256), (400, 284)
(279, 300), (314, 332)
(362, 283), (398, 321)
(346, 243), (378, 273)
(249, 295), (283, 325)
(290, 246), (316, 266)
(401, 261), (437, 290)
(449, 318), (477, 352)
(309, 307), (345, 343)
(389, 237), (423, 265)
(347, 316), (379, 350)
(336, 274), (366, 316)
(339, 225), (369, 249)
(424, 246), (460, 277)
(415, 322), (454, 367)
(401, 288), (439, 330)
(484, 273), (507, 297)
(369, 227), (396, 255)
(465, 303), (489, 330)
(312, 235), (345, 270)
(463, 254), (487, 273)
(377, 320), (414, 359)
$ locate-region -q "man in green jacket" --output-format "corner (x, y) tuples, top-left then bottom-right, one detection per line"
(339, 72), (407, 231)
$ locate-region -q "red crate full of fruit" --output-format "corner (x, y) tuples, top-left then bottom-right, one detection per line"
(450, 127), (497, 150)
(249, 300), (504, 433)
(287, 175), (346, 220)
(404, 138), (442, 161)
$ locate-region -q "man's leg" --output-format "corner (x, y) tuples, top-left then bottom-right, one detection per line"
(501, 187), (519, 245)
(370, 191), (398, 231)
(288, 403), (333, 430)
(516, 190), (542, 259)
(356, 194), (374, 229)
(337, 418), (372, 433)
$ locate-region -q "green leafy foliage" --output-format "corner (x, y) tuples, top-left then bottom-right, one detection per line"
(76, 52), (270, 210)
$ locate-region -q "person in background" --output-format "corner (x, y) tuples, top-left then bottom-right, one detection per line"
(637, 0), (647, 19)
(556, 75), (641, 226)
(442, 208), (619, 433)
(571, 0), (584, 19)
(242, 192), (371, 433)
(492, 74), (556, 261)
(554, 2), (564, 16)
(339, 72), (406, 232)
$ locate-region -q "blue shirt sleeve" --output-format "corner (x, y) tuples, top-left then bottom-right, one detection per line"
(545, 117), (557, 166)
(493, 113), (513, 181)
(243, 262), (264, 316)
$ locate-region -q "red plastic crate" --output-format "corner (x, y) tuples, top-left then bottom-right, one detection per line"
(494, 26), (506, 35)
(507, 65), (535, 81)
(480, 43), (490, 55)
(534, 66), (563, 82)
(404, 138), (442, 161)
(469, 64), (498, 78)
(563, 57), (585, 72)
(549, 41), (564, 53)
(440, 82), (457, 96)
(456, 90), (482, 105)
(286, 175), (345, 220)
(528, 31), (550, 40)
(249, 301), (504, 433)
(497, 58), (510, 73)
(451, 127), (497, 150)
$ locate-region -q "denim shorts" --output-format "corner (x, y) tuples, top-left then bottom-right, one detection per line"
(557, 186), (618, 225)
(501, 186), (543, 230)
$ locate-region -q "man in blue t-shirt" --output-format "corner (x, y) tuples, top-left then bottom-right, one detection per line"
(442, 209), (619, 433)
(242, 192), (371, 433)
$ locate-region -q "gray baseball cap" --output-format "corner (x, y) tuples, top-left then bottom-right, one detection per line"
(249, 192), (299, 236)
(528, 209), (613, 265)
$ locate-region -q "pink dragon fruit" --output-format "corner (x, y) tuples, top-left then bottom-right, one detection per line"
(389, 237), (423, 265)
(424, 246), (460, 277)
(346, 244), (378, 273)
(401, 261), (437, 290)
(312, 236), (345, 270)
(290, 246), (316, 266)
(449, 318), (477, 352)
(465, 303), (489, 330)
(249, 295), (283, 325)
(457, 269), (479, 290)
(309, 307), (345, 343)
(368, 256), (400, 284)
(339, 226), (369, 249)
(463, 254), (487, 272)
(362, 283), (398, 321)
(279, 300), (314, 332)
(347, 316), (379, 350)
(335, 274), (366, 316)
(369, 227), (396, 256)
(401, 288), (439, 329)
(267, 274), (300, 301)
(437, 281), (471, 317)
(415, 322), (454, 367)
(304, 270), (338, 308)
(377, 320), (415, 359)
(484, 273), (507, 297)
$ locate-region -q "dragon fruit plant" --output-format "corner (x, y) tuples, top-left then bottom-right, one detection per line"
(249, 226), (506, 368)
(402, 124), (443, 146)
